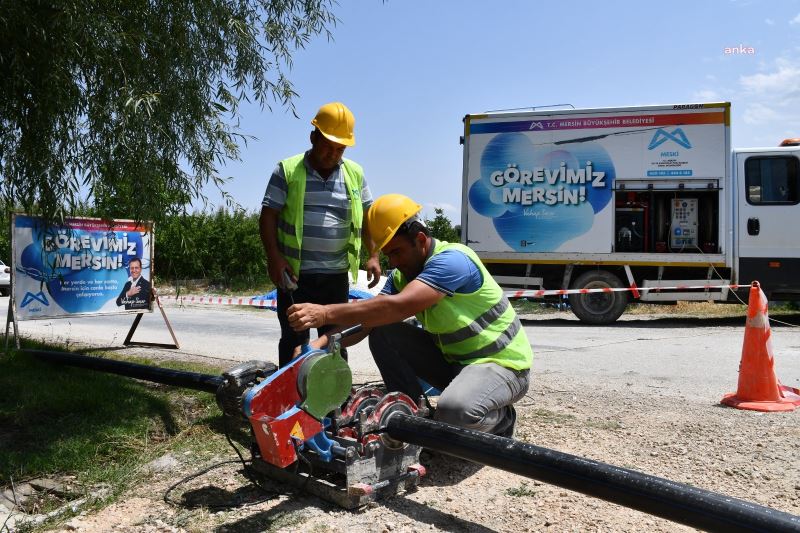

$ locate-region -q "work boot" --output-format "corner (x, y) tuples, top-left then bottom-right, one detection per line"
(492, 405), (517, 439)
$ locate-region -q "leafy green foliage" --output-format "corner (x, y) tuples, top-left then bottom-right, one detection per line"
(0, 204), (10, 260)
(425, 207), (460, 243)
(155, 208), (267, 288)
(0, 205), (462, 291)
(0, 1), (337, 227)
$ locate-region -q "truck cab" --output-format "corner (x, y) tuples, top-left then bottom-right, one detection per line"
(733, 143), (800, 300)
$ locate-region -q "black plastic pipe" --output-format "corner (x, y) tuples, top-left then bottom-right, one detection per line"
(385, 413), (800, 533)
(26, 348), (800, 530)
(26, 349), (223, 393)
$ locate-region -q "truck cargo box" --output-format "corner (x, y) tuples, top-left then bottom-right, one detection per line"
(462, 103), (730, 265)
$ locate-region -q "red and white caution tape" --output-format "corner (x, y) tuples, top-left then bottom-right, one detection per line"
(504, 283), (743, 299)
(159, 295), (362, 308)
(158, 283), (744, 307)
(160, 295), (277, 307)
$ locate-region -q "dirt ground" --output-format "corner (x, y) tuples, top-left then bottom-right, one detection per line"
(50, 369), (800, 533)
(4, 300), (799, 532)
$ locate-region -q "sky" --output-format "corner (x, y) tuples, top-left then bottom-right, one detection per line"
(214, 0), (800, 223)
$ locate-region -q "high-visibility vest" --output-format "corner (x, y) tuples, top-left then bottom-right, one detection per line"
(392, 241), (533, 370)
(277, 153), (365, 280)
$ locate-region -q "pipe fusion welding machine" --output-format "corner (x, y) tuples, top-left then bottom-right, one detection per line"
(215, 326), (429, 508)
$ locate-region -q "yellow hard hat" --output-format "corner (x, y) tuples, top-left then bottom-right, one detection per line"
(311, 102), (356, 146)
(367, 194), (423, 252)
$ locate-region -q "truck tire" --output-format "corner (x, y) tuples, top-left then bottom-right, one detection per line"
(569, 270), (628, 325)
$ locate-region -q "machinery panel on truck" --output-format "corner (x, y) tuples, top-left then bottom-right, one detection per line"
(463, 104), (729, 258)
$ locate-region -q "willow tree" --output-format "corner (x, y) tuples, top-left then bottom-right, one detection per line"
(0, 1), (337, 225)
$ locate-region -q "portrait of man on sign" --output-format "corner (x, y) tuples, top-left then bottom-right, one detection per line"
(115, 257), (152, 310)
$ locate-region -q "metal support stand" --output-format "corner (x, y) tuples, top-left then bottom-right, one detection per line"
(124, 290), (179, 349)
(4, 293), (20, 354)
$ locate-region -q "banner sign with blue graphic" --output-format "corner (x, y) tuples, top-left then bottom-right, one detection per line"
(12, 215), (154, 321)
(464, 105), (727, 253)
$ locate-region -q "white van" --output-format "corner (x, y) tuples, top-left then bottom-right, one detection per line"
(0, 259), (10, 296)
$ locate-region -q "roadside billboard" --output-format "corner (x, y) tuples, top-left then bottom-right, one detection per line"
(12, 215), (154, 320)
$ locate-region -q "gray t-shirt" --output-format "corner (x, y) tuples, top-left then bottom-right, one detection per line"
(262, 153), (373, 273)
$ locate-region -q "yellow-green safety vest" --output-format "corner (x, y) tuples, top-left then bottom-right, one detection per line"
(392, 241), (533, 370)
(277, 153), (365, 281)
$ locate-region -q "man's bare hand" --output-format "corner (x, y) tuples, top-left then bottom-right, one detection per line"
(365, 255), (382, 289)
(126, 285), (141, 297)
(288, 303), (328, 331)
(291, 336), (328, 359)
(267, 255), (294, 288)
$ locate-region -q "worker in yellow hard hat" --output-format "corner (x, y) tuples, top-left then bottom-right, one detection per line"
(288, 194), (533, 437)
(260, 102), (381, 367)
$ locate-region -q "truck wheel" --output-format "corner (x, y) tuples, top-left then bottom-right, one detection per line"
(568, 270), (628, 325)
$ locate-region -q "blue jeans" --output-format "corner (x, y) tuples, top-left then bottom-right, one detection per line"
(368, 322), (530, 433)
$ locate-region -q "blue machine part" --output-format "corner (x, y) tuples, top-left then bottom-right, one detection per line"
(418, 378), (441, 397)
(302, 417), (336, 462)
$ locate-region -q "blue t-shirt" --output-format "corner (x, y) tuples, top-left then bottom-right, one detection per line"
(380, 248), (483, 296)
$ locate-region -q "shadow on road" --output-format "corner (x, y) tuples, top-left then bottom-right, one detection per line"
(519, 313), (800, 329)
(383, 496), (497, 533)
(213, 486), (496, 533)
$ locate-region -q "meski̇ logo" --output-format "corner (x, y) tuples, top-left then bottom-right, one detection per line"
(21, 291), (49, 308)
(648, 128), (692, 150)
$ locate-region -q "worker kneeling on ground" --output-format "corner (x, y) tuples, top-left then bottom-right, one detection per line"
(288, 194), (532, 437)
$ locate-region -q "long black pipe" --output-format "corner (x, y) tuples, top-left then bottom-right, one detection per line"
(26, 349), (223, 393)
(27, 349), (800, 530)
(386, 413), (800, 533)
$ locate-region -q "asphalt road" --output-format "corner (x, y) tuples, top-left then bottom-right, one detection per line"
(3, 296), (800, 404)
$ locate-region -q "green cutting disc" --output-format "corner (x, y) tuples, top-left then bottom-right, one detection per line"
(297, 351), (352, 420)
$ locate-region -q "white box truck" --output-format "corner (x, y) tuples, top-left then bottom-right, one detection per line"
(461, 102), (800, 324)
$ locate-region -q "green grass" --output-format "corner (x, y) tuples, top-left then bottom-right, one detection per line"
(154, 277), (276, 297)
(584, 419), (622, 430)
(506, 481), (537, 497)
(215, 509), (310, 533)
(511, 299), (564, 315)
(513, 298), (800, 319)
(0, 340), (226, 525)
(626, 301), (748, 317)
(528, 408), (576, 425)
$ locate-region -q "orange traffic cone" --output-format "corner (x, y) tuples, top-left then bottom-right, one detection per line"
(721, 282), (800, 412)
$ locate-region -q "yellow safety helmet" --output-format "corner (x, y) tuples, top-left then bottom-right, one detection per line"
(367, 194), (423, 252)
(311, 102), (356, 146)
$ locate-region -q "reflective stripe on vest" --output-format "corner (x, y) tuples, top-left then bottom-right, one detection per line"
(277, 217), (296, 237)
(391, 241), (533, 370)
(460, 315), (522, 358)
(278, 153), (364, 280)
(435, 296), (510, 345)
(278, 241), (301, 260)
